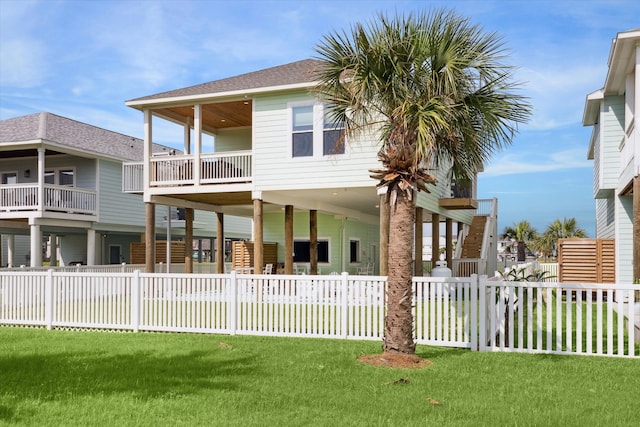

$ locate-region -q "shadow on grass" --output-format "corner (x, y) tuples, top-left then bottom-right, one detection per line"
(0, 348), (258, 411)
(416, 346), (468, 361)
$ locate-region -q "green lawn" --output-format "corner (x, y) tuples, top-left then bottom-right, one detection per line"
(1, 327), (639, 426)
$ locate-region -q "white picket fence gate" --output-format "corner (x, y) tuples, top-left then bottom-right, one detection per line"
(0, 271), (637, 358)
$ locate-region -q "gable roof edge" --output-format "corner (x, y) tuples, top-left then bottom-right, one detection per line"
(126, 81), (317, 109)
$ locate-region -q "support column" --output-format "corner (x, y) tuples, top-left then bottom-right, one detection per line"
(49, 234), (57, 267)
(310, 209), (318, 275)
(184, 208), (194, 274)
(143, 110), (152, 193)
(145, 202), (156, 273)
(379, 193), (389, 276)
(634, 176), (640, 281)
(253, 198), (264, 274)
(30, 224), (42, 267)
(414, 207), (423, 276)
(166, 206), (172, 273)
(216, 212), (224, 273)
(86, 229), (96, 266)
(193, 105), (201, 184)
(285, 205), (293, 274)
(37, 147), (45, 213)
(431, 213), (440, 268)
(7, 234), (15, 267)
(446, 218), (453, 269)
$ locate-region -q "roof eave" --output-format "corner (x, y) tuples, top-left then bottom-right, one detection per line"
(582, 89), (603, 126)
(125, 81), (318, 110)
(603, 29), (640, 95)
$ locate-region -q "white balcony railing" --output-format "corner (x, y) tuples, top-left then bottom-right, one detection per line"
(0, 184), (96, 215)
(123, 151), (252, 192)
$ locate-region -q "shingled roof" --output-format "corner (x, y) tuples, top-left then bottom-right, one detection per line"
(0, 112), (172, 161)
(127, 58), (322, 104)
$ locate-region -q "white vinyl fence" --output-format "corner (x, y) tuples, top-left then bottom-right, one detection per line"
(0, 271), (636, 358)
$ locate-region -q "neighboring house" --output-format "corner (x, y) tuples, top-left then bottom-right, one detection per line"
(0, 112), (250, 267)
(123, 59), (497, 275)
(583, 28), (640, 283)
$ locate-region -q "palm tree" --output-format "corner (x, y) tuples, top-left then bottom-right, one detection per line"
(503, 221), (538, 262)
(314, 10), (531, 355)
(533, 217), (587, 260)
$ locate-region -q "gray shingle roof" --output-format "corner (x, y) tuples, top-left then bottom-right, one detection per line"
(127, 58), (321, 103)
(0, 112), (173, 161)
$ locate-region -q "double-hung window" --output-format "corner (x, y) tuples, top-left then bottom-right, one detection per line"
(291, 103), (345, 158)
(292, 105), (314, 157)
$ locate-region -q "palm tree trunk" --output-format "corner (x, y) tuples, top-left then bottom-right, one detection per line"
(517, 241), (526, 262)
(383, 191), (416, 354)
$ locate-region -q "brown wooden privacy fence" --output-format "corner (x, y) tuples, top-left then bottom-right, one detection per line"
(1, 271), (637, 357)
(130, 241), (186, 264)
(558, 238), (615, 283)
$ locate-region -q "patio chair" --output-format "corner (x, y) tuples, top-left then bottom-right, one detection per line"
(293, 263), (306, 274)
(263, 263), (273, 274)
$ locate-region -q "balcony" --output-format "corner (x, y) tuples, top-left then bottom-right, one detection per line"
(123, 151), (253, 193)
(438, 180), (477, 210)
(0, 184), (97, 216)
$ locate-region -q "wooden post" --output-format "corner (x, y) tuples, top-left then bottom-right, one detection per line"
(216, 212), (224, 273)
(184, 207), (194, 274)
(310, 209), (318, 275)
(253, 199), (264, 274)
(285, 205), (293, 275)
(145, 202), (155, 273)
(446, 218), (453, 269)
(380, 194), (389, 276)
(414, 207), (423, 276)
(431, 213), (440, 268)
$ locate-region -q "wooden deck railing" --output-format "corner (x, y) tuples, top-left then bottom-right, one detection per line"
(0, 184), (96, 215)
(122, 150), (252, 192)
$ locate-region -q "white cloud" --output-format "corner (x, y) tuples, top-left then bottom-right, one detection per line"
(483, 148), (592, 177)
(0, 38), (48, 88)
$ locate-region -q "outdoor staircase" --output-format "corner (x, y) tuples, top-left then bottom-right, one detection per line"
(461, 215), (487, 259)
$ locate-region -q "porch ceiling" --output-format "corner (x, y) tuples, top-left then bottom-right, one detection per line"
(0, 148), (63, 158)
(171, 191), (253, 206)
(154, 100), (252, 131)
(159, 186), (382, 223)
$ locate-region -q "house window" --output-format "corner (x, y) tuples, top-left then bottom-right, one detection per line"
(292, 105), (314, 157)
(293, 239), (329, 263)
(44, 168), (75, 186)
(291, 103), (346, 158)
(349, 239), (360, 263)
(1, 172), (17, 184)
(323, 112), (345, 155)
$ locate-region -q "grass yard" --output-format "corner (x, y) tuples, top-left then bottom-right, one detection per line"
(1, 327), (639, 426)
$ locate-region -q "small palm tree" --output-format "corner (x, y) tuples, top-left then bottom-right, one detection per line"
(533, 217), (587, 260)
(503, 221), (537, 262)
(314, 10), (531, 355)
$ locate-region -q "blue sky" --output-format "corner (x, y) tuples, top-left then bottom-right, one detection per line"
(1, 0), (639, 236)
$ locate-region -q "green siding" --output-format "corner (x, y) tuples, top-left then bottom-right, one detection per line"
(263, 210), (379, 274)
(215, 128), (251, 151)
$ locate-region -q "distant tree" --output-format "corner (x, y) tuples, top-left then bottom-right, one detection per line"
(532, 217), (587, 260)
(503, 221), (537, 261)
